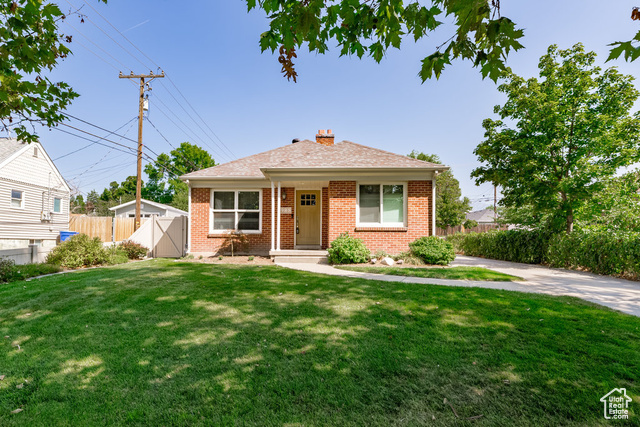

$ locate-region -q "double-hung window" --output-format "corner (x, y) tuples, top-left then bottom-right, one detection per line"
(357, 184), (406, 227)
(11, 190), (23, 209)
(211, 190), (261, 233)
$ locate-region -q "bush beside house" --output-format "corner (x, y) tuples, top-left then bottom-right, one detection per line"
(46, 234), (131, 269)
(327, 233), (370, 264)
(408, 236), (455, 265)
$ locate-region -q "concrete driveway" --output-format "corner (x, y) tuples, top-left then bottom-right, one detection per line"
(276, 255), (640, 317)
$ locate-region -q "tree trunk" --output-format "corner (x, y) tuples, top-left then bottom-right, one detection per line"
(566, 211), (574, 234)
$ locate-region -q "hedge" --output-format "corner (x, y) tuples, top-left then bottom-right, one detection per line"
(447, 229), (550, 264)
(447, 229), (640, 280)
(546, 231), (640, 280)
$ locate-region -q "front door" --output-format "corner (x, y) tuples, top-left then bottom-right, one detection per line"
(296, 190), (321, 247)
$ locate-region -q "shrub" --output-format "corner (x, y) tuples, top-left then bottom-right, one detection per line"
(105, 246), (129, 265)
(118, 240), (148, 260)
(327, 233), (370, 264)
(46, 234), (129, 269)
(408, 236), (455, 265)
(547, 230), (640, 279)
(445, 233), (467, 253)
(450, 229), (551, 264)
(0, 259), (61, 283)
(0, 258), (19, 283)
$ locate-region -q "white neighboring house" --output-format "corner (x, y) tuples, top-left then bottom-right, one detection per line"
(109, 198), (187, 218)
(466, 208), (498, 224)
(0, 138), (70, 252)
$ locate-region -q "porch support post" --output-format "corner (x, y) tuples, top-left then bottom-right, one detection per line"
(270, 181), (275, 251)
(431, 177), (437, 236)
(277, 181), (281, 250)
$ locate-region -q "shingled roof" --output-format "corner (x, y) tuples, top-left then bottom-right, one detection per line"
(182, 140), (446, 179)
(0, 138), (25, 166)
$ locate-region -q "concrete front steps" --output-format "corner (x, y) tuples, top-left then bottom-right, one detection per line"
(270, 250), (329, 264)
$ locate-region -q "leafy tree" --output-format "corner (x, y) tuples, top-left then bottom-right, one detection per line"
(247, 2), (640, 82)
(248, 0), (523, 82)
(408, 150), (472, 229)
(0, 1), (103, 142)
(70, 194), (85, 213)
(143, 142), (215, 211)
(472, 44), (640, 234)
(608, 7), (640, 62)
(576, 170), (640, 232)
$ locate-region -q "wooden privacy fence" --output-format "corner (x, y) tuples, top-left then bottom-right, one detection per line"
(436, 223), (506, 236)
(69, 216), (148, 242)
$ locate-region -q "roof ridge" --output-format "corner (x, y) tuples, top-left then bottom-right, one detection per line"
(337, 140), (446, 167)
(182, 140), (322, 177)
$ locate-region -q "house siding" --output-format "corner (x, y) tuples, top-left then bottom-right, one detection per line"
(328, 180), (432, 254)
(113, 204), (167, 218)
(0, 145), (69, 247)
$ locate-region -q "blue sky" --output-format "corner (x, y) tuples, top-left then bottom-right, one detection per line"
(38, 0), (639, 208)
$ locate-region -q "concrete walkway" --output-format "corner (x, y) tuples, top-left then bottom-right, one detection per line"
(276, 255), (640, 317)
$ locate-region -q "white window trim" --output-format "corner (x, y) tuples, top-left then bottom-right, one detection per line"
(209, 189), (262, 234)
(10, 189), (24, 210)
(53, 197), (62, 213)
(355, 182), (407, 227)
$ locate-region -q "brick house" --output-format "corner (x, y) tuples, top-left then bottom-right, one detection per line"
(181, 130), (448, 257)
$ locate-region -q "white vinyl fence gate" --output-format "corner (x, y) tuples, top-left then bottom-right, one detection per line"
(128, 215), (188, 258)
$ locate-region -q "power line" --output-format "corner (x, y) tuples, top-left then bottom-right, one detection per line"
(145, 116), (200, 172)
(154, 81), (234, 160)
(65, 114), (140, 146)
(60, 123), (138, 152)
(61, 17), (134, 73)
(78, 0), (237, 159)
(52, 127), (138, 156)
(152, 94), (232, 163)
(67, 0), (152, 71)
(161, 76), (236, 159)
(54, 116), (137, 160)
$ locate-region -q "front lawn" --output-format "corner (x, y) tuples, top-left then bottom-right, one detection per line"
(335, 266), (522, 281)
(0, 260), (638, 425)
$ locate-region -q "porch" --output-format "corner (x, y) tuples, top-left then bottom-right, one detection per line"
(269, 249), (329, 264)
(269, 181), (328, 252)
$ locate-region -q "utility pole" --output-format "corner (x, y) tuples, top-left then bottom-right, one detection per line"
(493, 184), (497, 219)
(119, 70), (164, 230)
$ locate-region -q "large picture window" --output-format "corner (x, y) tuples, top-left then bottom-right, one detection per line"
(211, 190), (261, 233)
(357, 184), (406, 226)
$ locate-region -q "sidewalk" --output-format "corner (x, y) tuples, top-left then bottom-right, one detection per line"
(275, 256), (640, 317)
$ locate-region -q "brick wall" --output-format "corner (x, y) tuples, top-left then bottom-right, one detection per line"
(190, 181), (432, 256)
(321, 187), (329, 249)
(328, 180), (432, 254)
(190, 187), (295, 255)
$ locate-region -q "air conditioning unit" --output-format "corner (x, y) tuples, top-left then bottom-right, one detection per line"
(41, 211), (52, 221)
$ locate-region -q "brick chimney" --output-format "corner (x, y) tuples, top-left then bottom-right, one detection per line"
(315, 129), (334, 146)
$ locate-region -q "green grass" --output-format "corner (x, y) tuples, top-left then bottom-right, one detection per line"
(0, 260), (638, 426)
(335, 266), (522, 281)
